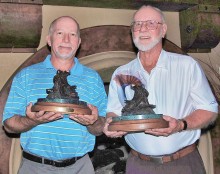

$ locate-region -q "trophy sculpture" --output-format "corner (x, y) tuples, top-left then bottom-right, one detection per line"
(31, 70), (91, 115)
(108, 84), (168, 132)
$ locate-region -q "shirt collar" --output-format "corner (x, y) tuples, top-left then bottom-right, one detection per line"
(136, 49), (168, 71)
(156, 49), (168, 70)
(43, 55), (83, 76)
(44, 55), (54, 69)
(70, 57), (83, 76)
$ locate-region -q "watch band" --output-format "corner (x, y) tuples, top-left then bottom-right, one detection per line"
(182, 119), (188, 130)
(179, 119), (188, 131)
(178, 119), (188, 132)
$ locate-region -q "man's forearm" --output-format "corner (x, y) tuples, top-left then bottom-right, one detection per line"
(4, 115), (37, 133)
(184, 109), (217, 130)
(87, 116), (105, 136)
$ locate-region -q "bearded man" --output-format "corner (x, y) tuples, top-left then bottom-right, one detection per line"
(103, 5), (218, 174)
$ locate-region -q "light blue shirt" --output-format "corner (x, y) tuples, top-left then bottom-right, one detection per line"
(3, 55), (107, 160)
(107, 50), (218, 156)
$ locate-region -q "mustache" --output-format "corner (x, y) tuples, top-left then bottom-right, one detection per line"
(132, 34), (151, 40)
(58, 44), (73, 48)
(138, 34), (151, 38)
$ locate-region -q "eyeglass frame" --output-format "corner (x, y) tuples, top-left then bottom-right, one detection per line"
(131, 20), (163, 32)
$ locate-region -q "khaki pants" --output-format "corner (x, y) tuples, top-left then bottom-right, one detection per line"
(18, 154), (94, 174)
(9, 142), (94, 174)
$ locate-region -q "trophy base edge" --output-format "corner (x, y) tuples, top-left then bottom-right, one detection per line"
(108, 117), (169, 132)
(31, 102), (92, 115)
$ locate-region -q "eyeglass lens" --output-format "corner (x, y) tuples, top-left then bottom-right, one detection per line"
(132, 21), (162, 31)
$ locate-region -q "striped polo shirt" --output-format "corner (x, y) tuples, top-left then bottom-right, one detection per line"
(3, 55), (107, 160)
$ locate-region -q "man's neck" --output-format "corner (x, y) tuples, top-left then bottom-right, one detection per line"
(139, 46), (162, 73)
(51, 56), (75, 71)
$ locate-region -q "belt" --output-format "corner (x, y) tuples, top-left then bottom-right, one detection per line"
(131, 143), (197, 164)
(23, 151), (84, 167)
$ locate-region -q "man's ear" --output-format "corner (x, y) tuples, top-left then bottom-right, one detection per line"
(46, 35), (51, 46)
(162, 24), (167, 38)
(77, 38), (81, 48)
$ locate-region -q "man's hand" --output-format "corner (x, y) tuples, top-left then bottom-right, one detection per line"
(144, 115), (182, 136)
(69, 104), (98, 125)
(69, 104), (105, 136)
(26, 103), (63, 125)
(103, 116), (127, 138)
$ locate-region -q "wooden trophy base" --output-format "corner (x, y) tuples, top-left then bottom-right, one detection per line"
(108, 115), (169, 132)
(31, 101), (92, 115)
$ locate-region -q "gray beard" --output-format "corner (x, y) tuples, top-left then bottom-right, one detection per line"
(55, 51), (75, 60)
(133, 36), (161, 51)
(133, 31), (163, 51)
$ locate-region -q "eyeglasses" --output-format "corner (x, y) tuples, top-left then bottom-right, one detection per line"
(131, 20), (163, 32)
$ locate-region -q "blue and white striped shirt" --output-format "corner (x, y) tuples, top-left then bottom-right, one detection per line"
(3, 55), (107, 160)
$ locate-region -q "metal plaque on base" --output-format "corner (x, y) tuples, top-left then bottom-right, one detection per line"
(31, 70), (91, 115)
(108, 85), (168, 132)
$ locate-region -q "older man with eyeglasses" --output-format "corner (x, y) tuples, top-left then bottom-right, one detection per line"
(103, 5), (218, 174)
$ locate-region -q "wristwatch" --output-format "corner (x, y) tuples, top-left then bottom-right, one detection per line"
(179, 119), (188, 131)
(182, 119), (188, 130)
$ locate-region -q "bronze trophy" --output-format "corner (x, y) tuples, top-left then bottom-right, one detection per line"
(108, 84), (168, 132)
(31, 70), (91, 115)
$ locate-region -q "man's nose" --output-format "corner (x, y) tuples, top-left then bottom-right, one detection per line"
(140, 23), (149, 32)
(63, 33), (70, 42)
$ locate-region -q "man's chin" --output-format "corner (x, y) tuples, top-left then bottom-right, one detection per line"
(135, 43), (152, 52)
(134, 40), (161, 51)
(57, 54), (73, 59)
(56, 51), (75, 59)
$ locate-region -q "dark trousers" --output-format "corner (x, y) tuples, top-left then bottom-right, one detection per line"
(126, 149), (206, 174)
